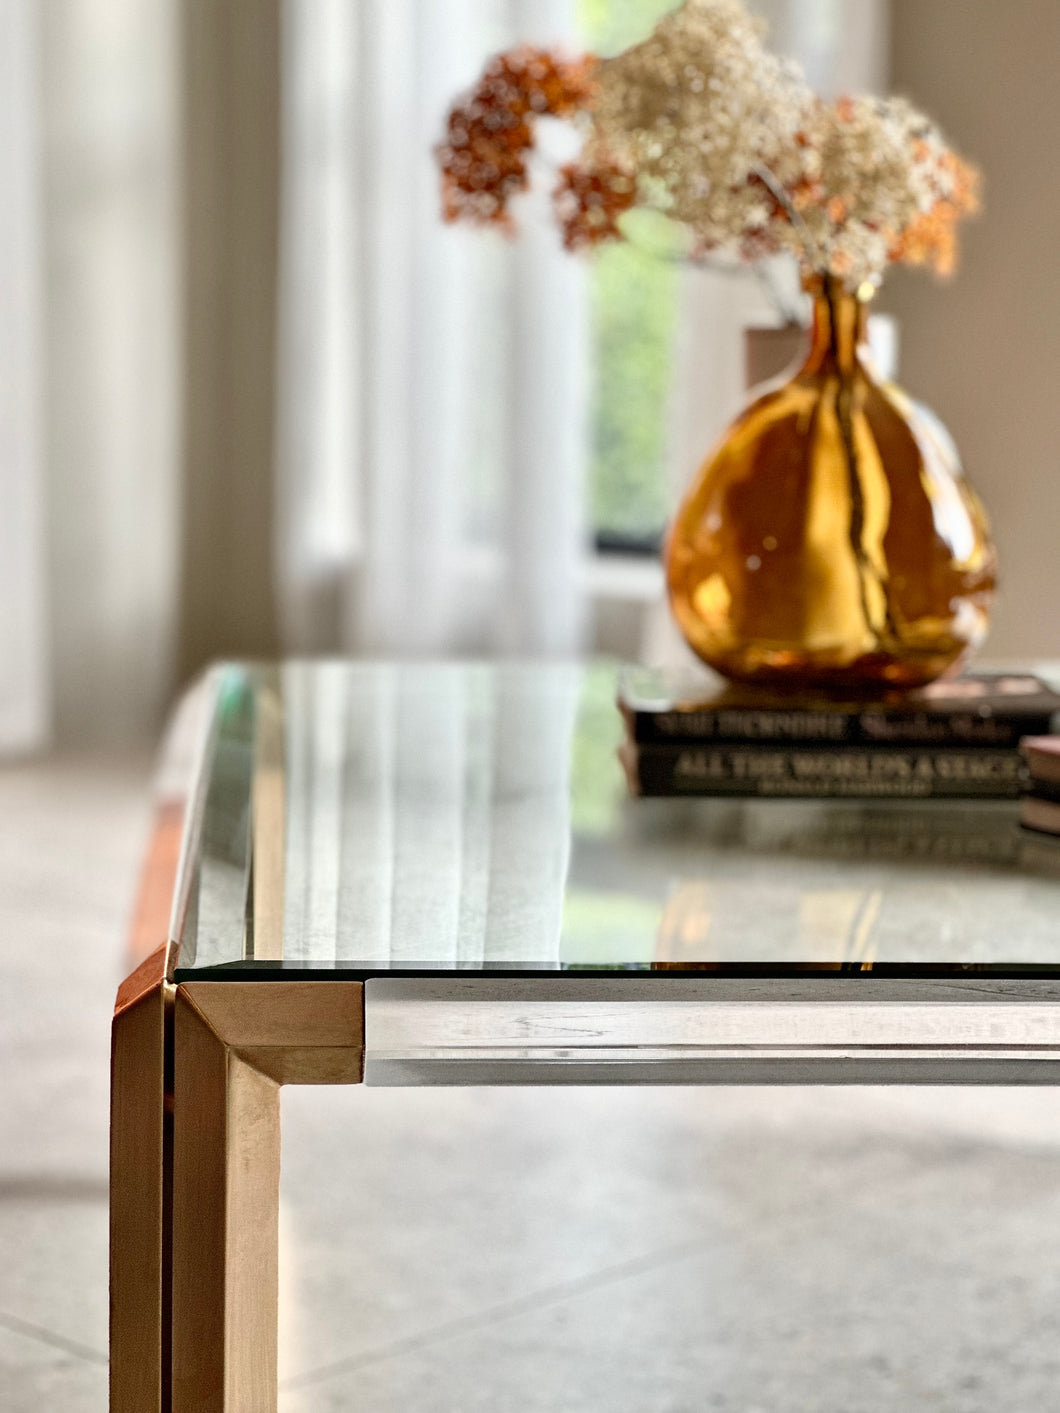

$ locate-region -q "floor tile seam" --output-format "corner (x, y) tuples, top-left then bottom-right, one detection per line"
(279, 1237), (712, 1392)
(0, 1171), (109, 1203)
(0, 1308), (108, 1366)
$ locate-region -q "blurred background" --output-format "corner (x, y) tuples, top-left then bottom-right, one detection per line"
(7, 7), (1060, 1410)
(2, 0), (1059, 756)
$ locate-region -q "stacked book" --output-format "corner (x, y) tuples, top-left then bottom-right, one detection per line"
(618, 666), (1060, 801)
(1021, 737), (1060, 834)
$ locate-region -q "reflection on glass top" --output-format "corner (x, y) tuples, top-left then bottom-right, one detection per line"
(172, 662), (1060, 978)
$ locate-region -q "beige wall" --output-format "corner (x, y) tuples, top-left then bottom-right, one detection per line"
(886, 0), (1060, 659)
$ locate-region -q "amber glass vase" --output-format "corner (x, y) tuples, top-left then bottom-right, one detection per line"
(666, 277), (997, 692)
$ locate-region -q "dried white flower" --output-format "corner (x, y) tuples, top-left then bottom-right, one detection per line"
(589, 0), (813, 258)
(582, 0), (979, 286)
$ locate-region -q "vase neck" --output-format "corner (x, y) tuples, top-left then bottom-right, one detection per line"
(802, 276), (868, 376)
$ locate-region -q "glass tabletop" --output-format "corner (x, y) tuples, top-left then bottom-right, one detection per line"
(171, 661), (1060, 981)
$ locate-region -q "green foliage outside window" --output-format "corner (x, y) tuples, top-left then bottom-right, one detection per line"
(578, 0), (681, 547)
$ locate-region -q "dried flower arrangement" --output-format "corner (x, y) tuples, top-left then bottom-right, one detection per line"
(437, 0), (979, 291)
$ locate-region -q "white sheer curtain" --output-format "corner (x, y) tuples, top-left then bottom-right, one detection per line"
(274, 0), (590, 660)
(0, 0), (180, 754)
(0, 0), (892, 751)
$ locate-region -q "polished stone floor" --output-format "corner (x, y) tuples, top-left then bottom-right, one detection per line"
(5, 756), (1060, 1411)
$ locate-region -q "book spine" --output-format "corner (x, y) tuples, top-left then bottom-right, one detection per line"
(630, 709), (1056, 749)
(1024, 777), (1060, 805)
(624, 744), (1025, 800)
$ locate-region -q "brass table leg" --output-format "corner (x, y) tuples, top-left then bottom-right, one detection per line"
(169, 981), (364, 1411)
(172, 989), (281, 1413)
(110, 947), (171, 1413)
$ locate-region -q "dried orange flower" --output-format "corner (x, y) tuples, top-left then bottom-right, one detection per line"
(553, 159), (637, 251)
(889, 151), (981, 276)
(437, 46), (598, 231)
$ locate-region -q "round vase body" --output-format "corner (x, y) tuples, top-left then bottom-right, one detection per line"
(665, 281), (997, 692)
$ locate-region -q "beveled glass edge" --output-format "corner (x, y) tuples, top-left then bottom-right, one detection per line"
(164, 666), (226, 980)
(166, 663), (276, 977)
(172, 960), (1060, 982)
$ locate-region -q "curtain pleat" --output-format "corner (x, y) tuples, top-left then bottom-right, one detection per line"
(1, 0), (183, 749)
(0, 0), (48, 753)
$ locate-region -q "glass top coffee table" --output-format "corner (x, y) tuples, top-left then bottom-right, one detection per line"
(110, 661), (1060, 1413)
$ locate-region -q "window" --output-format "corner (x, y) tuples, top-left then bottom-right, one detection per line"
(579, 0), (683, 555)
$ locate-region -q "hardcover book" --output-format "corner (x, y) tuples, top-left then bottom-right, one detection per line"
(1019, 736), (1060, 835)
(1022, 735), (1060, 786)
(618, 666), (1060, 749)
(620, 741), (1025, 801)
(1021, 796), (1060, 836)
